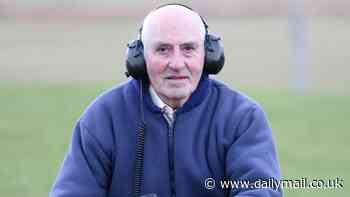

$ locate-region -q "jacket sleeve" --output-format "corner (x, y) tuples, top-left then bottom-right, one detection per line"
(50, 120), (112, 197)
(226, 104), (283, 196)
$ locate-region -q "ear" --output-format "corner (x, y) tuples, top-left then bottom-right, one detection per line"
(204, 34), (225, 75)
(125, 40), (147, 79)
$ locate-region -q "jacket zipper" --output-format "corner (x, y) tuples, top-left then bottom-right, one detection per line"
(167, 114), (176, 197)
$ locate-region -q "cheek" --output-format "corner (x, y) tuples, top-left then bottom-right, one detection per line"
(145, 56), (167, 80)
(189, 50), (205, 73)
(188, 58), (205, 75)
(147, 61), (165, 77)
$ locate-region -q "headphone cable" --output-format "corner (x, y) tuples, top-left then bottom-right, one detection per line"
(134, 79), (146, 197)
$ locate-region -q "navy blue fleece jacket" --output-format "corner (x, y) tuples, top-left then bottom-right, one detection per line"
(50, 76), (282, 197)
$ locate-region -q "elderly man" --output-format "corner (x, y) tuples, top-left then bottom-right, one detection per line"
(50, 4), (282, 197)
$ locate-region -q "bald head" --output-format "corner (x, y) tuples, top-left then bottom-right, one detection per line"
(141, 5), (206, 49)
(139, 5), (207, 109)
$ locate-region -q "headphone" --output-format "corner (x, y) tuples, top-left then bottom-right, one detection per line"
(125, 3), (225, 80)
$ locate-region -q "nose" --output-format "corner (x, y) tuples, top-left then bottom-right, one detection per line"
(168, 48), (186, 70)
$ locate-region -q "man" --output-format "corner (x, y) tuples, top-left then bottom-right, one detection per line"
(50, 4), (282, 197)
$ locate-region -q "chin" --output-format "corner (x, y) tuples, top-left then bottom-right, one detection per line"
(164, 90), (191, 100)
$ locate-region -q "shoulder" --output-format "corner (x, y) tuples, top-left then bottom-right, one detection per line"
(209, 79), (272, 139)
(79, 79), (138, 129)
(209, 78), (270, 134)
(209, 79), (264, 113)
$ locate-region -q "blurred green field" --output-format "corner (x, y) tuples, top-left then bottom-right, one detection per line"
(1, 14), (350, 197)
(0, 81), (349, 196)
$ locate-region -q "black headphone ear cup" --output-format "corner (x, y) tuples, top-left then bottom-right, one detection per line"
(204, 34), (225, 74)
(125, 40), (147, 79)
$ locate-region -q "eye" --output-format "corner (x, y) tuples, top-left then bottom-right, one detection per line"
(156, 47), (167, 52)
(155, 45), (170, 54)
(183, 45), (195, 51)
(181, 43), (198, 54)
(181, 44), (198, 57)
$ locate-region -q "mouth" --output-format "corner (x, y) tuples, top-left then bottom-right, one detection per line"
(165, 75), (189, 80)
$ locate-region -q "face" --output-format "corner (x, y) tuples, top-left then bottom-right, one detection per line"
(142, 6), (205, 107)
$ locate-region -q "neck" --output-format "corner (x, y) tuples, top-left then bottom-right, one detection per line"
(159, 95), (189, 109)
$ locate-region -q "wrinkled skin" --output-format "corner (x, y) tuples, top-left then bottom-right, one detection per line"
(142, 5), (206, 109)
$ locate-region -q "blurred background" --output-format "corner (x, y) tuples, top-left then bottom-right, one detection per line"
(0, 0), (349, 196)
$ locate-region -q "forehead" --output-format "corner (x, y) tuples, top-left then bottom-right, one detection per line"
(141, 5), (205, 46)
(147, 25), (203, 46)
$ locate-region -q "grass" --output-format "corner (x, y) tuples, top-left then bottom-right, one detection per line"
(0, 81), (349, 196)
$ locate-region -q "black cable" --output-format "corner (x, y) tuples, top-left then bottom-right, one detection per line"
(139, 80), (145, 124)
(134, 80), (146, 197)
